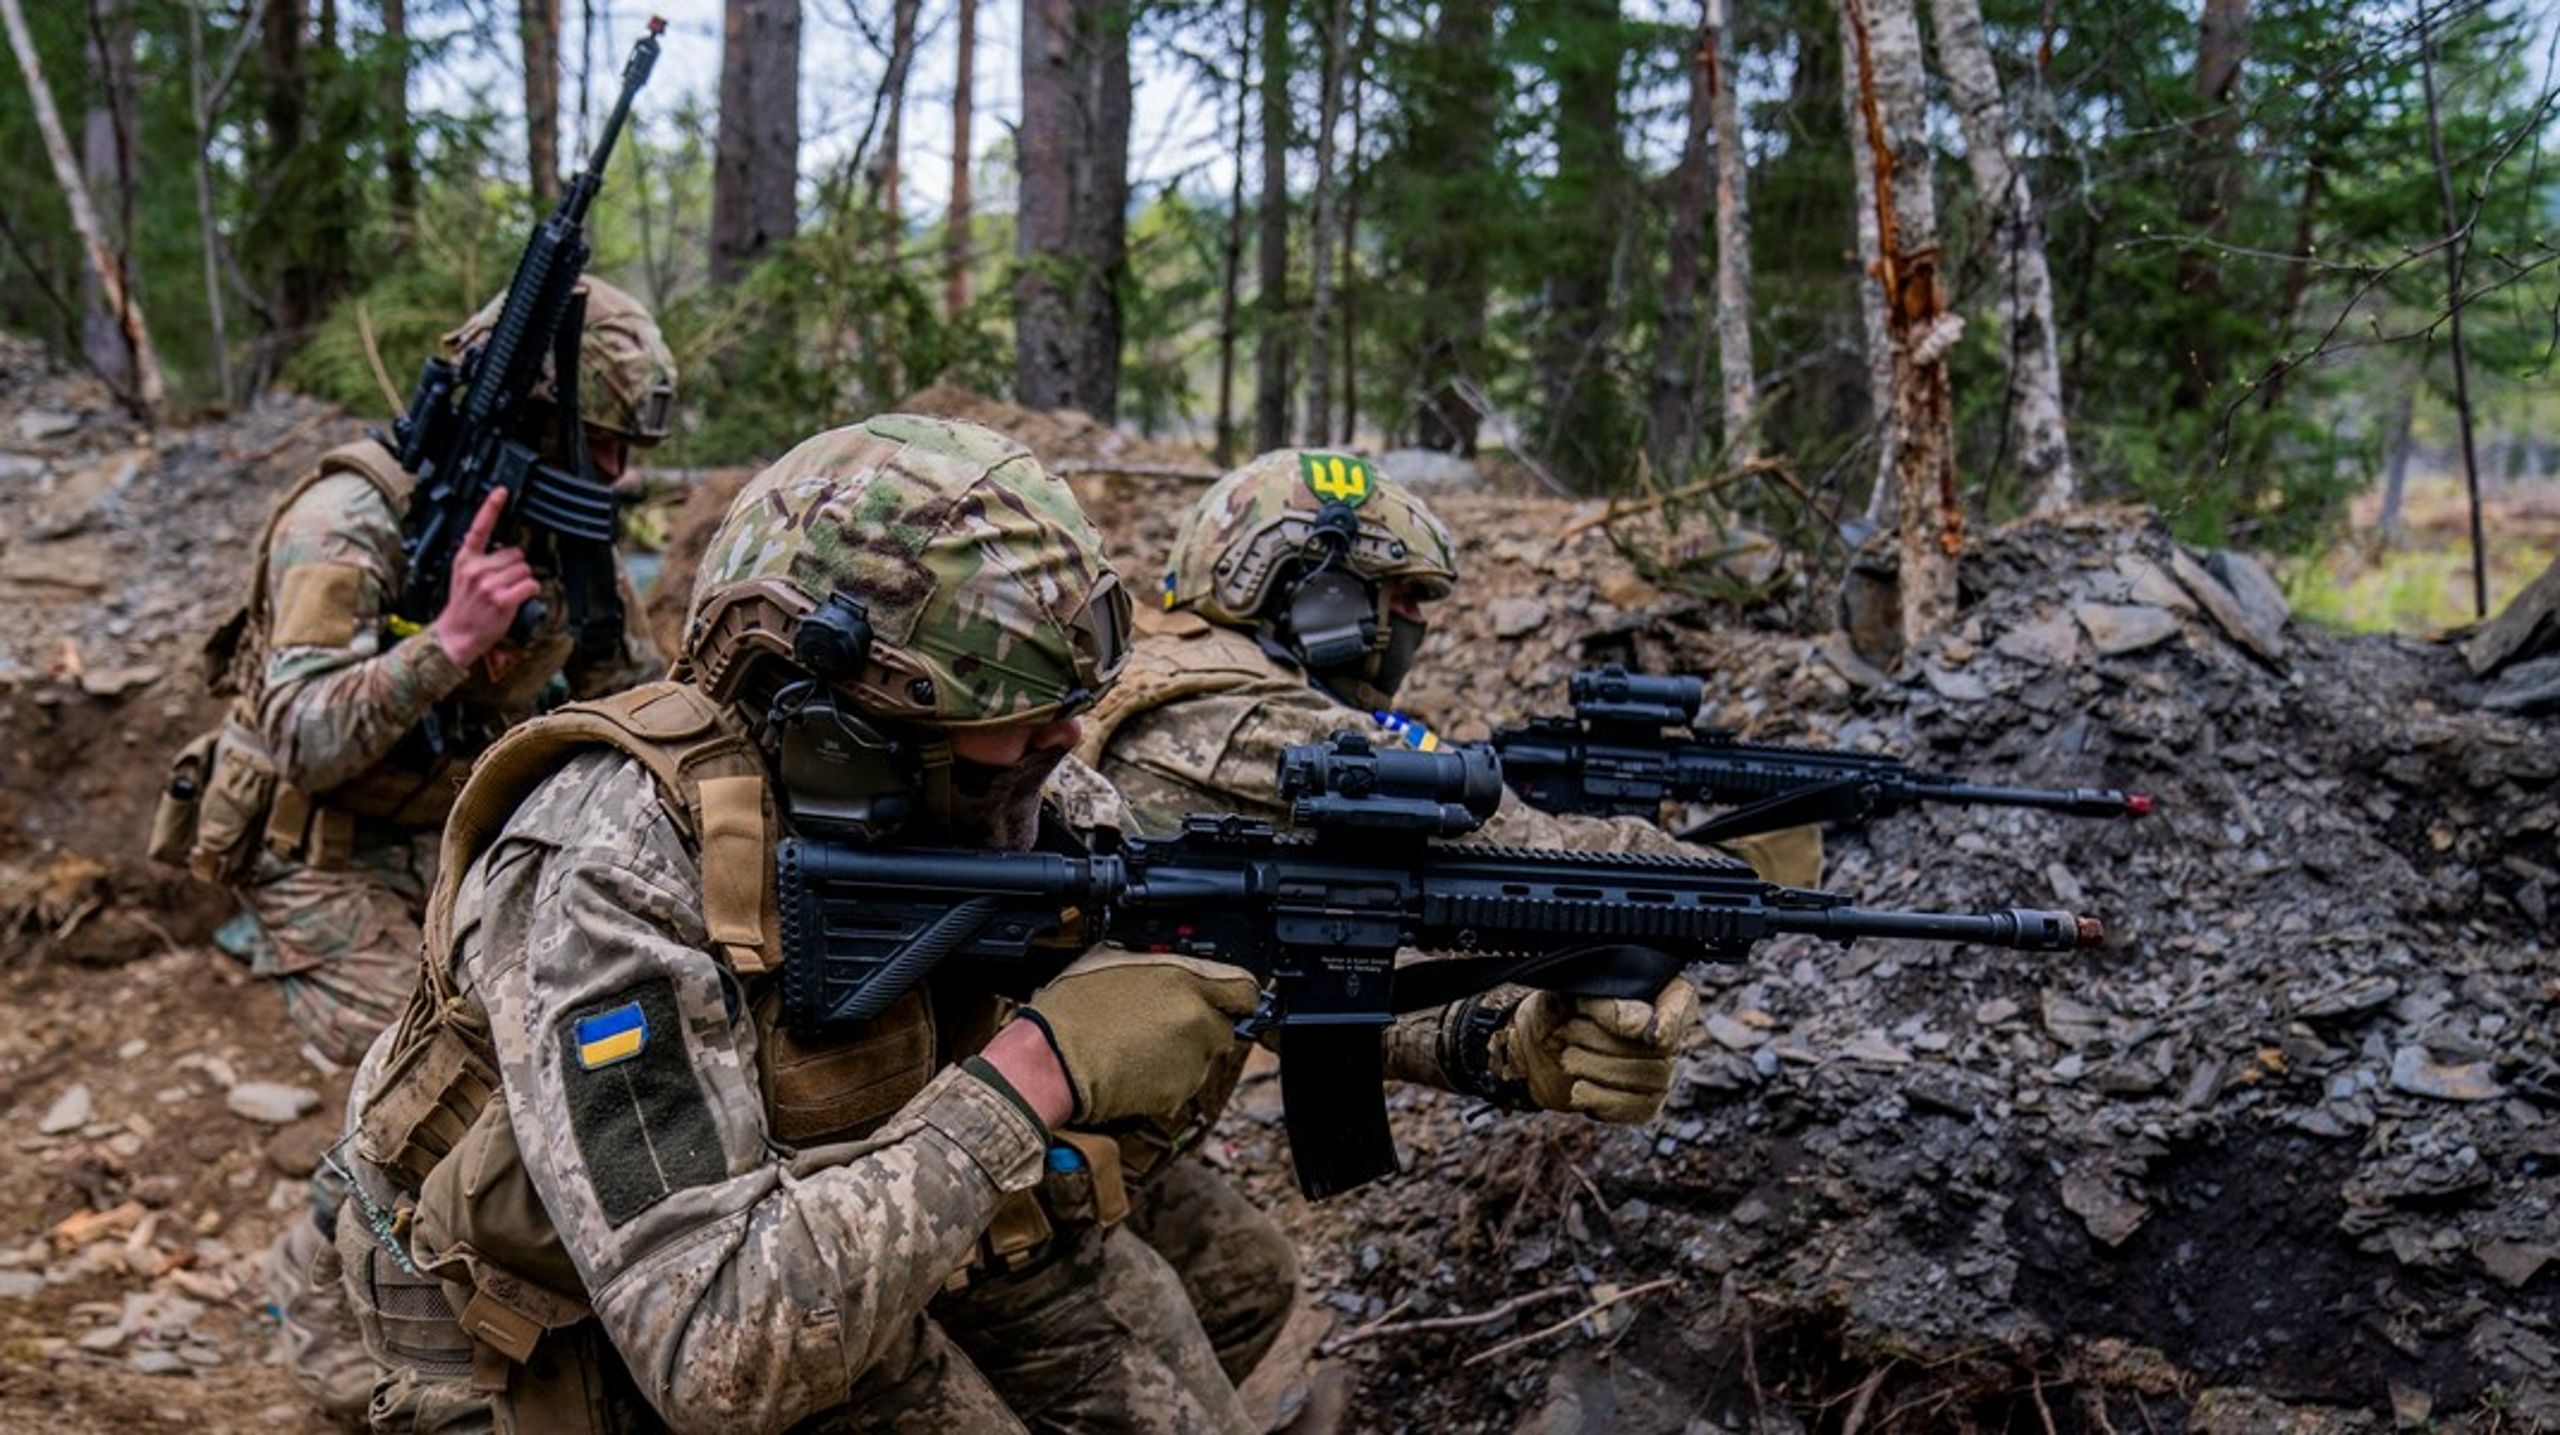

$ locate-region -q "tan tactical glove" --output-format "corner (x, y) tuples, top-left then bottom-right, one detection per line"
(1020, 951), (1262, 1124)
(1488, 978), (1701, 1125)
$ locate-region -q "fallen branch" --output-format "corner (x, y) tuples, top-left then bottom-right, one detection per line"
(1461, 1276), (1678, 1366)
(1321, 1283), (1574, 1354)
(1558, 462), (1776, 542)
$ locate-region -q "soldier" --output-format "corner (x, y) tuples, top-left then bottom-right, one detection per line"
(1079, 448), (1817, 1383)
(331, 415), (1266, 1432)
(170, 277), (676, 1423)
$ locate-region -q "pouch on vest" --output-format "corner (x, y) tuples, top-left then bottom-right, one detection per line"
(359, 997), (503, 1195)
(187, 736), (277, 885)
(411, 1095), (592, 1365)
(148, 730), (221, 869)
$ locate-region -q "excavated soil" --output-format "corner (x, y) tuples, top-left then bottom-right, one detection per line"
(3, 351), (2557, 1432)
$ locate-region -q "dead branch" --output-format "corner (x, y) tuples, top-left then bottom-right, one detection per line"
(1320, 1284), (1574, 1353)
(1461, 1276), (1678, 1367)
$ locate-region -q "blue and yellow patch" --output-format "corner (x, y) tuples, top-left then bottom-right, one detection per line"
(1372, 710), (1441, 751)
(573, 1002), (649, 1071)
(1299, 452), (1374, 507)
(1162, 571), (1178, 609)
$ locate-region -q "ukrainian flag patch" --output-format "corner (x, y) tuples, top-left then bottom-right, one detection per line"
(574, 1002), (648, 1071)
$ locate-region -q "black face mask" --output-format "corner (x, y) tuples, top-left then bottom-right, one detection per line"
(1372, 612), (1428, 701)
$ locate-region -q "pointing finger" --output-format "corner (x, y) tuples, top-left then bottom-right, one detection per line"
(459, 487), (510, 559)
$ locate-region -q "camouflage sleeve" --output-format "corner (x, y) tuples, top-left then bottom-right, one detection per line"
(562, 560), (667, 700)
(459, 753), (1046, 1435)
(256, 474), (471, 793)
(1097, 687), (1350, 833)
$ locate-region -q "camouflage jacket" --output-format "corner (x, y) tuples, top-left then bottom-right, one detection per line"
(248, 438), (660, 823)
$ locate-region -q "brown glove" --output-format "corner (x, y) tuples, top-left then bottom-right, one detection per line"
(1020, 951), (1262, 1124)
(1488, 978), (1700, 1125)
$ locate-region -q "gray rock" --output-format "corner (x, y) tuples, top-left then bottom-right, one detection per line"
(1992, 609), (2080, 667)
(1372, 448), (1483, 493)
(1924, 663), (1991, 701)
(1703, 1014), (1766, 1050)
(2389, 1045), (2506, 1103)
(76, 1326), (126, 1353)
(126, 1350), (187, 1377)
(225, 1081), (319, 1125)
(39, 1083), (93, 1135)
(2479, 655), (2560, 716)
(2115, 554), (2198, 613)
(0, 452), (44, 482)
(0, 1271), (42, 1300)
(2170, 548), (2285, 665)
(2072, 602), (2180, 656)
(1487, 597), (1549, 639)
(14, 410), (78, 443)
(2208, 548), (2290, 635)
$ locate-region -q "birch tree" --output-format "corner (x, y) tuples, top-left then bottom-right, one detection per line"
(1929, 0), (2074, 513)
(1707, 0), (1756, 462)
(1843, 0), (1958, 649)
(0, 0), (163, 413)
(1839, 4), (1893, 522)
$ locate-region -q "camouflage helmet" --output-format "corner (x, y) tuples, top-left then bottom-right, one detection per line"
(444, 275), (677, 446)
(683, 414), (1131, 728)
(1164, 449), (1459, 626)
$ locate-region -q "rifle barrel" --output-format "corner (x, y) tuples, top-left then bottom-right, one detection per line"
(1770, 903), (2101, 950)
(1899, 777), (2150, 818)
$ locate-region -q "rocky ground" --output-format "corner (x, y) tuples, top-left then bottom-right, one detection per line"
(3, 345), (2557, 1432)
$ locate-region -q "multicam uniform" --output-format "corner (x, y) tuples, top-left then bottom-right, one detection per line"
(1082, 449), (1814, 1379)
(183, 277), (675, 1424)
(335, 417), (1250, 1434)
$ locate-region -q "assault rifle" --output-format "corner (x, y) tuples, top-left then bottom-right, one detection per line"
(1489, 666), (2152, 846)
(381, 19), (666, 665)
(777, 733), (2103, 1199)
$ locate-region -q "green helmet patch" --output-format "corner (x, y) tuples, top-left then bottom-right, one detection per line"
(1164, 449), (1459, 626)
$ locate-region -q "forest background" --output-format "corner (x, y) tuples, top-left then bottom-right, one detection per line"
(1, 0), (2555, 642)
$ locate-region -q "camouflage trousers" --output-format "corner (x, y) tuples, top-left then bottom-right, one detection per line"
(237, 832), (437, 1067)
(268, 1206), (380, 1428)
(1125, 1156), (1300, 1384)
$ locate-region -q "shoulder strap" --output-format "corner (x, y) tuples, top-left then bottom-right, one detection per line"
(209, 439), (417, 700)
(1073, 616), (1295, 769)
(424, 681), (780, 978)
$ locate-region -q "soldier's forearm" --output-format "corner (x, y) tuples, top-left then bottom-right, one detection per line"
(259, 634), (471, 793)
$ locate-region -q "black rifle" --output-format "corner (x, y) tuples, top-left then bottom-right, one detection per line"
(1489, 665), (2152, 846)
(381, 19), (666, 667)
(776, 733), (2102, 1199)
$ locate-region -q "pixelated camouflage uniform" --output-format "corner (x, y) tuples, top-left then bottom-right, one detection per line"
(224, 277), (673, 1426)
(1075, 451), (1815, 1381)
(335, 417), (1248, 1434)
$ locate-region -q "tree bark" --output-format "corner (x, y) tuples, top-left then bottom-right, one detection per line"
(1844, 0), (1958, 650)
(1928, 0), (2073, 513)
(521, 0), (561, 205)
(1533, 0), (1631, 492)
(2416, 0), (2484, 618)
(1339, 0), (1370, 443)
(2171, 0), (2247, 411)
(186, 0), (234, 402)
(1, 0), (161, 413)
(1214, 0), (1251, 465)
(1015, 0), (1131, 419)
(1840, 2), (1893, 523)
(1708, 0), (1755, 463)
(383, 0), (417, 240)
(1648, 14), (1711, 482)
(1253, 0), (1290, 453)
(946, 0), (976, 320)
(875, 0), (922, 259)
(1406, 0), (1496, 455)
(2376, 380), (2416, 544)
(1300, 0), (1350, 443)
(711, 0), (800, 282)
(79, 0), (138, 394)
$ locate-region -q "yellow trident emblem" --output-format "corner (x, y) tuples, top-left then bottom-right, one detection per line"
(1300, 453), (1374, 506)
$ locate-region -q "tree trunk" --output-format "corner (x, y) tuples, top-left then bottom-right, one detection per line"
(2376, 381), (2416, 544)
(1339, 0), (1368, 444)
(1840, 3), (1893, 523)
(1647, 14), (1711, 482)
(1407, 0), (1496, 455)
(711, 0), (800, 282)
(1845, 0), (1958, 650)
(1928, 0), (2072, 513)
(1534, 0), (1631, 492)
(2416, 0), (2484, 618)
(1, 0), (161, 413)
(946, 0), (975, 320)
(2170, 0), (2247, 411)
(383, 0), (417, 240)
(79, 0), (138, 394)
(1300, 0), (1350, 443)
(1253, 0), (1290, 453)
(186, 0), (233, 402)
(875, 0), (921, 259)
(1214, 0), (1251, 466)
(1015, 0), (1131, 419)
(521, 0), (561, 205)
(1708, 0), (1755, 463)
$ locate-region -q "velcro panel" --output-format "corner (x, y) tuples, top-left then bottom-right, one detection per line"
(557, 979), (725, 1227)
(694, 773), (774, 975)
(272, 562), (366, 647)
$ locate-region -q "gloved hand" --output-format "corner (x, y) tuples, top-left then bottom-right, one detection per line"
(1019, 951), (1262, 1124)
(1488, 978), (1700, 1125)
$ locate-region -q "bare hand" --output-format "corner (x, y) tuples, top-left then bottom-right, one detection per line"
(431, 487), (542, 668)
